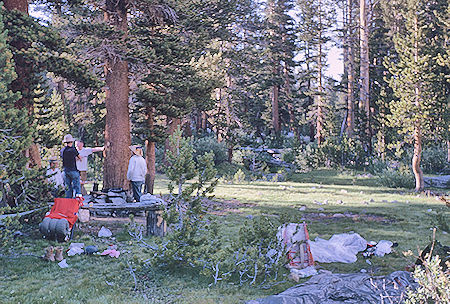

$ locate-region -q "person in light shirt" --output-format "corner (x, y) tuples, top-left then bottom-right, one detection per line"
(76, 140), (104, 195)
(46, 157), (64, 197)
(127, 145), (147, 202)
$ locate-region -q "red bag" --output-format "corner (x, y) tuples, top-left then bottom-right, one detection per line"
(45, 197), (84, 228)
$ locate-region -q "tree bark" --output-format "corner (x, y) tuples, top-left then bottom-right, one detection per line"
(346, 0), (355, 137)
(412, 13), (423, 192)
(3, 0), (28, 13)
(145, 108), (156, 195)
(103, 0), (131, 190)
(272, 70), (280, 136)
(359, 0), (370, 140)
(316, 0), (324, 146)
(164, 116), (181, 164)
(412, 125), (424, 191)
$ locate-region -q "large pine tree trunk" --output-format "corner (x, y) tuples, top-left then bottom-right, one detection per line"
(346, 0), (355, 137)
(316, 0), (324, 146)
(103, 0), (131, 190)
(412, 125), (424, 191)
(272, 69), (280, 136)
(3, 0), (28, 13)
(4, 0), (41, 168)
(359, 0), (370, 143)
(145, 107), (156, 194)
(412, 13), (423, 192)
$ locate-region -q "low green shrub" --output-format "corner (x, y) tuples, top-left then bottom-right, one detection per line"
(193, 137), (228, 166)
(405, 254), (449, 303)
(293, 136), (368, 171)
(377, 165), (415, 189)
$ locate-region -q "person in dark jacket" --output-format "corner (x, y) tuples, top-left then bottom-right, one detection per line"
(61, 134), (82, 198)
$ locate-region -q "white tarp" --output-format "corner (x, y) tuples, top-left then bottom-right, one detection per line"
(308, 233), (368, 263)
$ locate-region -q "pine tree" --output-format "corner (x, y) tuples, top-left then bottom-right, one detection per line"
(296, 0), (334, 145)
(265, 0), (297, 139)
(0, 4), (51, 208)
(385, 0), (449, 191)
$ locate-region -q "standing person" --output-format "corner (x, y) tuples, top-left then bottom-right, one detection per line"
(61, 134), (82, 198)
(127, 145), (147, 202)
(76, 140), (104, 195)
(46, 156), (64, 197)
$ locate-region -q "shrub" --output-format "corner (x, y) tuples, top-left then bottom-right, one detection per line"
(405, 254), (449, 303)
(419, 145), (448, 174)
(377, 164), (415, 189)
(293, 136), (368, 171)
(232, 169), (246, 184)
(193, 137), (228, 166)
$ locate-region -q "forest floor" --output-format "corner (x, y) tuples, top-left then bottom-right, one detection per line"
(0, 169), (449, 304)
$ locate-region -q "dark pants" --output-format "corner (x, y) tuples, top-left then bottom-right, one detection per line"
(131, 181), (144, 202)
(64, 170), (81, 198)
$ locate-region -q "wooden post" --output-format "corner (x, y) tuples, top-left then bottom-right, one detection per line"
(146, 209), (166, 237)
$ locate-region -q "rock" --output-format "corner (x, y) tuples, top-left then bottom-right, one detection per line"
(336, 200), (344, 205)
(369, 198), (375, 203)
(107, 191), (126, 199)
(390, 200), (399, 204)
(362, 201), (369, 205)
(314, 200), (321, 205)
(340, 189), (348, 193)
(323, 200), (328, 204)
(94, 198), (107, 204)
(246, 215), (254, 219)
(318, 207), (324, 211)
(332, 213), (345, 218)
(382, 200), (388, 203)
(319, 213), (326, 217)
(140, 194), (165, 204)
(109, 197), (126, 204)
(299, 206), (306, 211)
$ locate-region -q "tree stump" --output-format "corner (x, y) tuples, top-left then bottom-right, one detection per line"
(146, 209), (166, 237)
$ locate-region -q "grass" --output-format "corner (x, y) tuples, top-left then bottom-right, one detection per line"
(1, 169), (449, 303)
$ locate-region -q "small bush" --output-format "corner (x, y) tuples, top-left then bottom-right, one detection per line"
(232, 169), (246, 184)
(293, 136), (368, 171)
(377, 165), (415, 189)
(193, 137), (228, 166)
(420, 145), (448, 174)
(405, 255), (449, 303)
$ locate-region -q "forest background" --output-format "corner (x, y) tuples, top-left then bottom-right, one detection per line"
(0, 0), (448, 204)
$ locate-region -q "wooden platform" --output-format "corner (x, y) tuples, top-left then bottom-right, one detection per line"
(81, 201), (166, 237)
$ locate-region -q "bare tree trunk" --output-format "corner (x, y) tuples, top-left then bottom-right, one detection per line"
(412, 13), (423, 192)
(164, 116), (181, 164)
(103, 0), (131, 190)
(316, 0), (324, 146)
(359, 0), (370, 141)
(412, 125), (424, 191)
(145, 107), (156, 194)
(346, 0), (355, 137)
(3, 0), (28, 13)
(272, 69), (280, 136)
